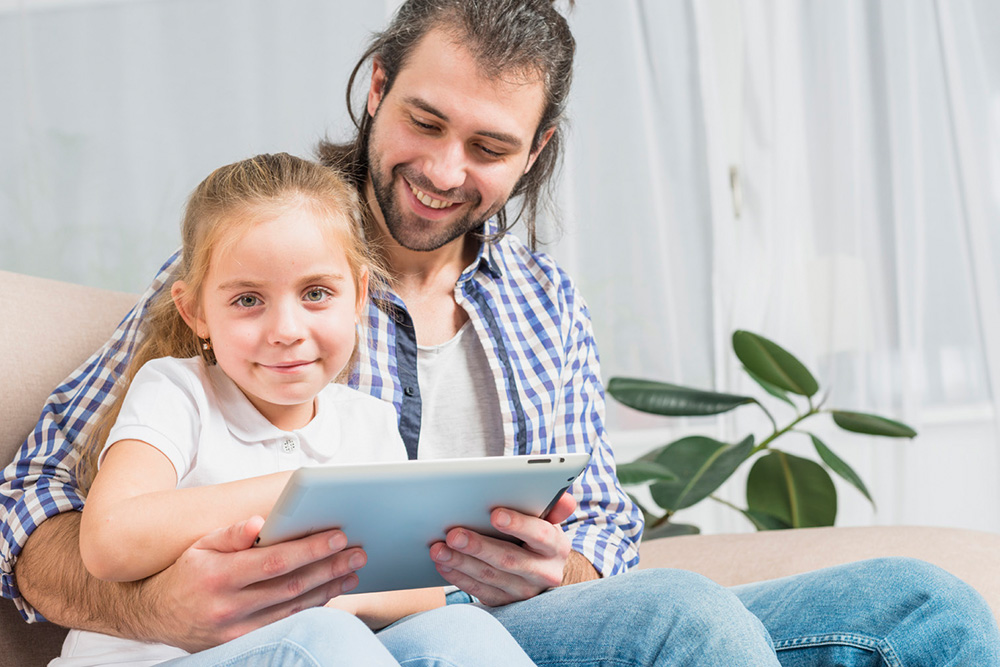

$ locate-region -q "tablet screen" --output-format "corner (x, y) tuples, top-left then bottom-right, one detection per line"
(255, 453), (591, 593)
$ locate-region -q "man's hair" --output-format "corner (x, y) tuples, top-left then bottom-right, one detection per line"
(316, 0), (575, 250)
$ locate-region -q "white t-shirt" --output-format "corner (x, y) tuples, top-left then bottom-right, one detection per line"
(416, 321), (505, 459)
(54, 356), (406, 667)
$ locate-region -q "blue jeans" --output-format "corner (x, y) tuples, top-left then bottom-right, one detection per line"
(479, 558), (1000, 666)
(160, 604), (535, 666)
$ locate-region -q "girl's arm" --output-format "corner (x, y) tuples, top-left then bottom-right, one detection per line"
(80, 439), (292, 582)
(326, 588), (446, 629)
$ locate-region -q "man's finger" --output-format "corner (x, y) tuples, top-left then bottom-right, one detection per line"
(542, 491), (577, 525)
(194, 515), (266, 554)
(432, 558), (518, 607)
(489, 509), (568, 559)
(241, 569), (362, 631)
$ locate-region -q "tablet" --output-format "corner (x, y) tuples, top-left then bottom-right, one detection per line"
(255, 453), (591, 594)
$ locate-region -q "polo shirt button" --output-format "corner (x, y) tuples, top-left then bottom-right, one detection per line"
(281, 438), (297, 453)
(404, 386), (415, 397)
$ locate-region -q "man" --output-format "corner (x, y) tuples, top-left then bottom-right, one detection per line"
(3, 1), (998, 664)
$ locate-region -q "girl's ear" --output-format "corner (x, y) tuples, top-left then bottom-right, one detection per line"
(171, 281), (207, 338)
(355, 265), (370, 319)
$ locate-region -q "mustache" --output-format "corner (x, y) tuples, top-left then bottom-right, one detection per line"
(396, 166), (477, 204)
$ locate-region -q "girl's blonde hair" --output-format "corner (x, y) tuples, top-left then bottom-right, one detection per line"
(76, 153), (383, 490)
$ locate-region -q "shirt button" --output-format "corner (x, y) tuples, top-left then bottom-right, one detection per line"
(404, 386), (415, 397)
(281, 438), (298, 453)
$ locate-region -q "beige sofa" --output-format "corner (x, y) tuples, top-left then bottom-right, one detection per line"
(2, 268), (999, 665)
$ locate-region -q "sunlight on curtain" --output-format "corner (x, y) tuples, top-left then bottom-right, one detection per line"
(700, 0), (1000, 532)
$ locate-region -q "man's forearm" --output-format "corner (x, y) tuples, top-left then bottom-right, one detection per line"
(561, 549), (600, 586)
(16, 512), (152, 638)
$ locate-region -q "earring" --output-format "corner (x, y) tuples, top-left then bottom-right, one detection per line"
(199, 337), (217, 366)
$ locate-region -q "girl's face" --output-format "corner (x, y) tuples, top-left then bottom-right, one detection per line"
(181, 205), (366, 431)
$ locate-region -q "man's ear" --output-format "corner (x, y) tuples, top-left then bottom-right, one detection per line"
(367, 59), (389, 119)
(524, 126), (556, 175)
(171, 281), (207, 338)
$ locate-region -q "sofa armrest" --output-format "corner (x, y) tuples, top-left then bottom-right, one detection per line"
(637, 525), (1000, 623)
(0, 270), (136, 465)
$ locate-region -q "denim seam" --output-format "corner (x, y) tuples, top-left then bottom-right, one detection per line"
(208, 640), (322, 667)
(774, 633), (903, 667)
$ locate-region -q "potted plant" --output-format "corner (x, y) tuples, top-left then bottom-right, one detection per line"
(607, 330), (917, 539)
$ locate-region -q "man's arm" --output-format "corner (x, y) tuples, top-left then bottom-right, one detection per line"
(429, 264), (642, 603)
(17, 511), (366, 651)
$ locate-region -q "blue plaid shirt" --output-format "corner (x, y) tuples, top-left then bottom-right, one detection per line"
(0, 222), (643, 621)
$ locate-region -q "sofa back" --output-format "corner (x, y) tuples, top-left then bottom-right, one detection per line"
(0, 270), (136, 666)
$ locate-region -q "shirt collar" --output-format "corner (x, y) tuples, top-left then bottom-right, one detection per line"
(206, 363), (327, 457)
(459, 219), (503, 283)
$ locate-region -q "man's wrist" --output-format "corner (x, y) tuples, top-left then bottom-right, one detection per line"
(560, 550), (600, 586)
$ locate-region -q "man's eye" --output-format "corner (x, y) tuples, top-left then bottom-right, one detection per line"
(479, 144), (504, 159)
(411, 117), (437, 131)
(235, 295), (260, 308)
(304, 288), (330, 302)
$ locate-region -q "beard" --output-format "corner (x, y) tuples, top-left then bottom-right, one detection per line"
(366, 116), (507, 252)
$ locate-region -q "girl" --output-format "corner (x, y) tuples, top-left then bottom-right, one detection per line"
(56, 153), (535, 667)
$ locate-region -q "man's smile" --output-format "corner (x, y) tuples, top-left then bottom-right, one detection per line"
(407, 180), (459, 210)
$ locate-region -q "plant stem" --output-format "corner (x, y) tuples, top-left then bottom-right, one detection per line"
(652, 510), (675, 527)
(753, 399), (779, 432)
(751, 408), (819, 454)
(709, 494), (744, 513)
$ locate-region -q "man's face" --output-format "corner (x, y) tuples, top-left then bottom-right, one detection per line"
(365, 28), (554, 253)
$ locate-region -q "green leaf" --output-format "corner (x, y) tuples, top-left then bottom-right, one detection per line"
(832, 411), (917, 438)
(617, 460), (677, 485)
(746, 450), (837, 528)
(741, 508), (793, 531)
(809, 434), (875, 507)
(643, 522), (701, 540)
(607, 377), (756, 417)
(626, 493), (662, 528)
(732, 331), (819, 397)
(744, 368), (796, 408)
(649, 435), (754, 512)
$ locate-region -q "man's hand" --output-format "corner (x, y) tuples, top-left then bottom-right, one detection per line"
(428, 492), (598, 606)
(142, 516), (367, 652)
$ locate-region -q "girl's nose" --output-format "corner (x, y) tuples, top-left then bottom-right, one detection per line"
(267, 301), (306, 345)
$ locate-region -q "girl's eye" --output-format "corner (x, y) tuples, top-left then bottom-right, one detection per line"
(236, 295), (260, 308)
(304, 288), (330, 303)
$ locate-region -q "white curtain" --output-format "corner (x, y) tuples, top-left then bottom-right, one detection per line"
(557, 0), (1000, 533)
(3, 0), (998, 533)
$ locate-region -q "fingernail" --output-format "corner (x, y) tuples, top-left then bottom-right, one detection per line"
(435, 547), (451, 562)
(452, 531), (468, 549)
(342, 575), (358, 593)
(496, 510), (511, 528)
(349, 552), (366, 570)
(329, 533), (347, 551)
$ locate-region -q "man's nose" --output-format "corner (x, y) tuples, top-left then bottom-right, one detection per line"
(422, 140), (467, 193)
